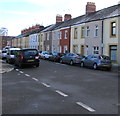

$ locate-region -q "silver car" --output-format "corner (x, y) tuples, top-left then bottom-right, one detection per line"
(80, 55), (112, 70)
(60, 53), (84, 65)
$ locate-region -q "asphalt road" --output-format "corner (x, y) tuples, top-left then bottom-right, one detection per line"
(2, 59), (119, 114)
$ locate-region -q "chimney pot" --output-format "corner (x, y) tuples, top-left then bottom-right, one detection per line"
(86, 2), (96, 14)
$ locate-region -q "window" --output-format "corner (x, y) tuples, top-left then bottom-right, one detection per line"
(47, 33), (49, 40)
(81, 27), (85, 38)
(65, 30), (68, 39)
(111, 22), (116, 36)
(86, 26), (90, 37)
(110, 45), (117, 61)
(58, 31), (62, 39)
(93, 46), (99, 55)
(59, 46), (62, 53)
(94, 25), (98, 37)
(73, 45), (78, 54)
(64, 45), (68, 53)
(74, 28), (78, 39)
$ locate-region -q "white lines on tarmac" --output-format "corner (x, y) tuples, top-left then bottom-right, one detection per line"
(41, 82), (51, 88)
(55, 90), (68, 97)
(25, 74), (30, 77)
(32, 78), (39, 81)
(19, 71), (24, 74)
(15, 69), (19, 71)
(76, 102), (96, 112)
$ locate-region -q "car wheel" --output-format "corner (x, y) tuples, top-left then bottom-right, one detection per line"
(18, 62), (22, 68)
(70, 60), (73, 65)
(93, 63), (97, 70)
(80, 62), (84, 67)
(60, 59), (63, 63)
(36, 63), (39, 67)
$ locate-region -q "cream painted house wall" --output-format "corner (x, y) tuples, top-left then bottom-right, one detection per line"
(70, 23), (85, 54)
(103, 17), (119, 63)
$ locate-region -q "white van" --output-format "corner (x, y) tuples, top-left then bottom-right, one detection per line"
(6, 48), (21, 63)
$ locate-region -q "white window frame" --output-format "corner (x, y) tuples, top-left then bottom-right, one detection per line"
(94, 25), (98, 37)
(65, 30), (68, 39)
(86, 26), (90, 37)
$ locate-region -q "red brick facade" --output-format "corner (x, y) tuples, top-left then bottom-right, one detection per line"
(60, 27), (71, 53)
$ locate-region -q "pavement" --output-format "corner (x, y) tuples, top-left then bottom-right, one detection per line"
(0, 60), (14, 74)
(0, 59), (119, 74)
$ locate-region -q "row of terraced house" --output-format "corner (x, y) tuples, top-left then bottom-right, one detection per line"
(12, 2), (120, 65)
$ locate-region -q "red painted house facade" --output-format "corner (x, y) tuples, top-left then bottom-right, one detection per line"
(60, 27), (71, 53)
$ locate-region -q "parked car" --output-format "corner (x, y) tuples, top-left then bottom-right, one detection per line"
(40, 51), (49, 59)
(80, 55), (112, 70)
(14, 48), (40, 68)
(6, 48), (21, 63)
(60, 53), (84, 65)
(49, 53), (66, 62)
(44, 52), (53, 60)
(1, 50), (7, 59)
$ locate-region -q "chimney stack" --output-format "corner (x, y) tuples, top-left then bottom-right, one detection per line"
(64, 14), (72, 21)
(56, 14), (63, 23)
(86, 2), (96, 14)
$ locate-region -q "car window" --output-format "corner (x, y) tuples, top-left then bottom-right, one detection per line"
(23, 50), (38, 56)
(10, 50), (19, 55)
(2, 51), (6, 53)
(101, 55), (110, 60)
(53, 53), (58, 55)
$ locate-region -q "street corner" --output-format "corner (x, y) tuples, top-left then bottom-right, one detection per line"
(0, 60), (14, 74)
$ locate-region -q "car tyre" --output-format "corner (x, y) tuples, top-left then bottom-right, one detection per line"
(60, 59), (63, 63)
(18, 62), (22, 68)
(70, 60), (74, 65)
(80, 62), (84, 67)
(93, 63), (97, 70)
(36, 63), (39, 67)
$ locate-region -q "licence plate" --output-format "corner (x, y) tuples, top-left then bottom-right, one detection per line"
(103, 64), (109, 66)
(27, 60), (34, 62)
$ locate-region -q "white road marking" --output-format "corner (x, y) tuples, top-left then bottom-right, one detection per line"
(76, 102), (96, 112)
(19, 71), (24, 74)
(15, 69), (19, 71)
(41, 82), (50, 88)
(55, 90), (68, 97)
(32, 78), (39, 81)
(25, 74), (30, 77)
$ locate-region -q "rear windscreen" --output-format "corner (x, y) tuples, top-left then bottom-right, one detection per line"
(23, 50), (38, 56)
(101, 56), (110, 60)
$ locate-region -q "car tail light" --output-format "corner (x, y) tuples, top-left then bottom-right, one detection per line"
(98, 56), (102, 59)
(35, 54), (40, 59)
(75, 57), (81, 59)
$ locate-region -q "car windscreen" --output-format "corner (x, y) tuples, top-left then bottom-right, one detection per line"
(10, 50), (19, 55)
(23, 50), (38, 56)
(101, 55), (110, 60)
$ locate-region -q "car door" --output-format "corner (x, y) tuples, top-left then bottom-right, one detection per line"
(62, 53), (69, 63)
(84, 55), (92, 67)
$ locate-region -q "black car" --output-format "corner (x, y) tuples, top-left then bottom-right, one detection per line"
(49, 53), (66, 62)
(14, 49), (40, 68)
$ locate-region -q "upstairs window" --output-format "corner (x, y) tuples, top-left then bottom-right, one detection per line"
(86, 26), (90, 37)
(74, 28), (78, 39)
(94, 25), (98, 37)
(81, 27), (85, 38)
(111, 22), (116, 37)
(65, 30), (68, 39)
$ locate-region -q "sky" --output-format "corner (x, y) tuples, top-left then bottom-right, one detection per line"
(0, 0), (119, 36)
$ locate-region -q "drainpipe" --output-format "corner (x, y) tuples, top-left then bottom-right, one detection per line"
(101, 20), (104, 55)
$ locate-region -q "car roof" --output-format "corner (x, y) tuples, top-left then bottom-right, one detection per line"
(9, 48), (21, 50)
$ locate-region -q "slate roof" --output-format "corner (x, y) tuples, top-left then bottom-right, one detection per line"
(54, 4), (120, 30)
(15, 4), (120, 38)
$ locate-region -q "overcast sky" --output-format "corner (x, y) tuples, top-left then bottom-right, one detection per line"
(0, 0), (119, 36)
